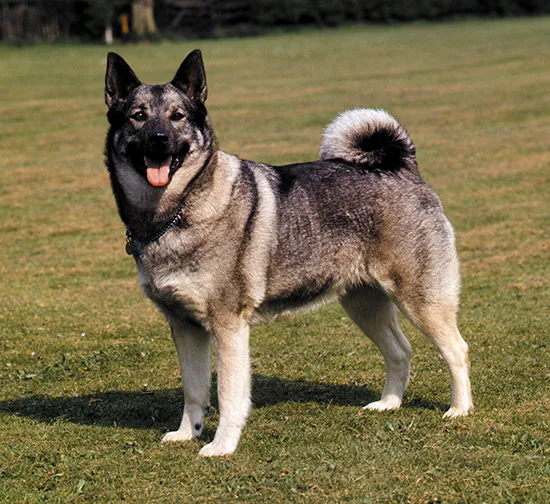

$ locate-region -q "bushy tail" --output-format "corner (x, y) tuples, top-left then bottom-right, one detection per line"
(319, 109), (417, 173)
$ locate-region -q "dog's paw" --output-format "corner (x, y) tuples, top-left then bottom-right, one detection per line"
(363, 398), (401, 411)
(162, 412), (204, 443)
(161, 429), (194, 443)
(198, 440), (237, 457)
(443, 406), (472, 418)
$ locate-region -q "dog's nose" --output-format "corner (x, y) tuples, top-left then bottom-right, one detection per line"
(148, 132), (169, 149)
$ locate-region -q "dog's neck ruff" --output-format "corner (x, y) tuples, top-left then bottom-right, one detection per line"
(125, 205), (185, 256)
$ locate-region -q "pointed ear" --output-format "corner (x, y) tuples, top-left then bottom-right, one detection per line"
(105, 53), (141, 108)
(171, 49), (207, 104)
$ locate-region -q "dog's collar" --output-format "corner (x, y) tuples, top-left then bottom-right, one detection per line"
(125, 206), (184, 256)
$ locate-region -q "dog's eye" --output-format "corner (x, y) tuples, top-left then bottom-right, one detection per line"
(131, 111), (147, 122)
(171, 112), (185, 122)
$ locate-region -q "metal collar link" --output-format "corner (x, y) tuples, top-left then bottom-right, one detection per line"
(125, 206), (184, 256)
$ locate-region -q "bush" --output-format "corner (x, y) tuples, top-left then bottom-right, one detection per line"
(2, 0), (549, 42)
(246, 0), (550, 26)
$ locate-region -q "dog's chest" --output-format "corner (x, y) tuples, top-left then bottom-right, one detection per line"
(136, 246), (214, 320)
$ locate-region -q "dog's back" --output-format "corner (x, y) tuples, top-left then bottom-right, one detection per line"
(249, 110), (456, 322)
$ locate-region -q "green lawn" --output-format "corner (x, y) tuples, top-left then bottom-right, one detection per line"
(1, 17), (549, 503)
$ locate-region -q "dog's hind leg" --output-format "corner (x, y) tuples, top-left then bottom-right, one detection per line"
(397, 294), (473, 417)
(199, 318), (251, 457)
(162, 320), (211, 443)
(340, 286), (412, 411)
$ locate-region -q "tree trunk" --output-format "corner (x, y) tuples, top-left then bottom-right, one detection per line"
(132, 0), (156, 36)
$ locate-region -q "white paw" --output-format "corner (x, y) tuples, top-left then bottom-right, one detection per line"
(363, 398), (401, 411)
(198, 428), (240, 457)
(198, 440), (237, 457)
(443, 406), (472, 418)
(161, 429), (194, 443)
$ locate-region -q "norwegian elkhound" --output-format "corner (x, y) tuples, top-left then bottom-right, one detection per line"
(104, 50), (473, 457)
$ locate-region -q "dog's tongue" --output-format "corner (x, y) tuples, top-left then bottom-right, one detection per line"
(145, 156), (172, 187)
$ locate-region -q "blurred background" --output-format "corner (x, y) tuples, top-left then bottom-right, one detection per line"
(1, 0), (550, 44)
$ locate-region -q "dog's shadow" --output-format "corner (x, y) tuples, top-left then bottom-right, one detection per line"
(0, 374), (445, 431)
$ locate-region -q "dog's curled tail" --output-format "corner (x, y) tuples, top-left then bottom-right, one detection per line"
(319, 108), (417, 173)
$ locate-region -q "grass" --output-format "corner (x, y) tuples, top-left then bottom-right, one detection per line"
(1, 17), (549, 502)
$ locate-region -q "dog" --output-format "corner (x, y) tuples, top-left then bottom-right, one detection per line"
(104, 49), (473, 457)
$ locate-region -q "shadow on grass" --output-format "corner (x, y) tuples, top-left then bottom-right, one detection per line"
(0, 374), (446, 431)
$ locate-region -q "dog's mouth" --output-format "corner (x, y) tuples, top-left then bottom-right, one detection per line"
(130, 144), (190, 187)
(145, 155), (172, 187)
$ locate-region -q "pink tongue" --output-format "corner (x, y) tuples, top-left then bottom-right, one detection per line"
(146, 166), (170, 187)
(145, 156), (171, 187)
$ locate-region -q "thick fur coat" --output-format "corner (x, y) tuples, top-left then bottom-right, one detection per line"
(104, 50), (473, 456)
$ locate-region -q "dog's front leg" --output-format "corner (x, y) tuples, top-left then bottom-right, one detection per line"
(199, 319), (251, 457)
(162, 320), (211, 443)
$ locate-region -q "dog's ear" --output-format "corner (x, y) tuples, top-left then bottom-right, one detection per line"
(171, 49), (207, 104)
(105, 53), (141, 108)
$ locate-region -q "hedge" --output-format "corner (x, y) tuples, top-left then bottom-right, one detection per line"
(1, 0), (549, 42)
(246, 0), (550, 26)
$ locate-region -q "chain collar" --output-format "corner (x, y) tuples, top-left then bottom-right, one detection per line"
(125, 205), (185, 256)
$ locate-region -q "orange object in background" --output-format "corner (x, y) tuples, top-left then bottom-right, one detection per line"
(120, 14), (129, 35)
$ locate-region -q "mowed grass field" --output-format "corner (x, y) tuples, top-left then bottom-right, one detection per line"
(0, 17), (549, 503)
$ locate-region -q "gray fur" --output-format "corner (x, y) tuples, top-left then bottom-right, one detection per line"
(104, 50), (473, 457)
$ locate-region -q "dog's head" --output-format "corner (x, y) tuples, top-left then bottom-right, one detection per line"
(105, 50), (213, 189)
